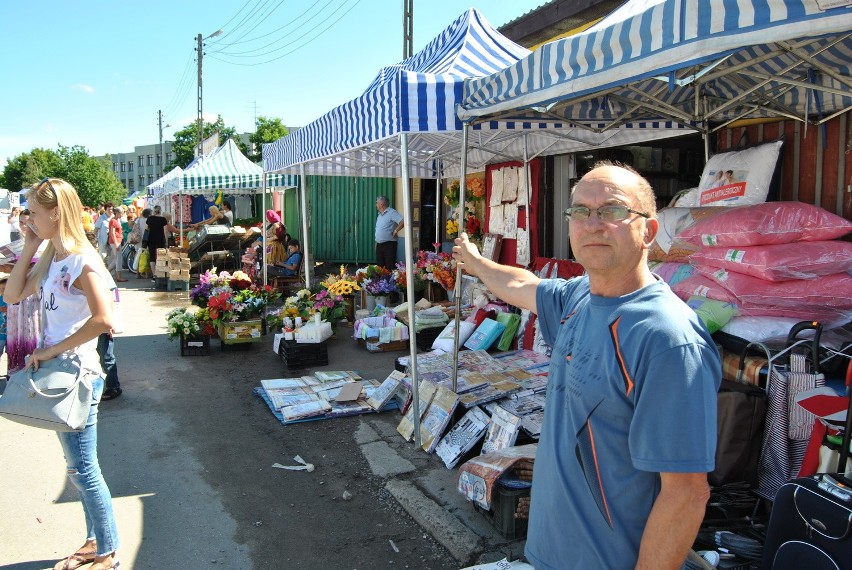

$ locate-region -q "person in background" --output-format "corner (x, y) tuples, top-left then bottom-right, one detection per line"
(131, 208), (150, 279)
(374, 195), (403, 270)
(8, 207), (21, 242)
(94, 205), (112, 263)
(107, 207), (127, 283)
(0, 272), (8, 378)
(268, 239), (301, 277)
(5, 209), (39, 374)
(192, 205), (228, 229)
(145, 205), (167, 276)
(82, 207), (96, 247)
(259, 210), (289, 265)
(452, 162), (721, 569)
(5, 177), (120, 570)
(163, 213), (187, 247)
(221, 201), (234, 226)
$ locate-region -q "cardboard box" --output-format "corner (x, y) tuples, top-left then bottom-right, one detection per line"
(157, 248), (169, 258)
(168, 269), (183, 280)
(179, 269), (190, 279)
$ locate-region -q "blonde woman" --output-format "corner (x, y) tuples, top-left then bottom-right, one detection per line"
(192, 205), (229, 229)
(5, 178), (120, 570)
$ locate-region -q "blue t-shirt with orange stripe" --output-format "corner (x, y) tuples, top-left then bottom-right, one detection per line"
(526, 276), (721, 569)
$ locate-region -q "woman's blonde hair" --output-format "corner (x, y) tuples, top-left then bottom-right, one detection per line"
(27, 178), (97, 284)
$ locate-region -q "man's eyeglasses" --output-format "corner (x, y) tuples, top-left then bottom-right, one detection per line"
(563, 205), (649, 223)
(38, 177), (58, 201)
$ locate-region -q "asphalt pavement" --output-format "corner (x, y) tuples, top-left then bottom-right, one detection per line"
(0, 276), (525, 570)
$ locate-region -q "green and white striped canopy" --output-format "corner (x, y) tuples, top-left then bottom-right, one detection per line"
(165, 139), (297, 195)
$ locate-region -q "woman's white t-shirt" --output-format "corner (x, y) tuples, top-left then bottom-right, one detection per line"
(41, 251), (113, 374)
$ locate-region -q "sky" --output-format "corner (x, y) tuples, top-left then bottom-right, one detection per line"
(0, 1), (542, 170)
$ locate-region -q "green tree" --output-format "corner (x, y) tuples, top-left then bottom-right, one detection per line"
(167, 115), (246, 169)
(248, 116), (288, 162)
(2, 148), (64, 192)
(56, 145), (125, 207)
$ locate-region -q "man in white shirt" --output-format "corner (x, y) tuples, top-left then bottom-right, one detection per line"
(94, 204), (113, 261)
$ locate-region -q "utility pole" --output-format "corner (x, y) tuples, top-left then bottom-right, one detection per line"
(196, 33), (203, 159)
(196, 29), (223, 158)
(403, 0), (413, 59)
(158, 110), (165, 178)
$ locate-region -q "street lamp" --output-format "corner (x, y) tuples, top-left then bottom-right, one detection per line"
(197, 29), (224, 158)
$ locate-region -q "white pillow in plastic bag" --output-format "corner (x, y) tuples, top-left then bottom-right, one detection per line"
(683, 141), (783, 207)
(431, 321), (476, 352)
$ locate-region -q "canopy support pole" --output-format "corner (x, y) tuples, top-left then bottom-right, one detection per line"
(400, 133), (422, 448)
(262, 172), (268, 286)
(523, 134), (531, 268)
(450, 123), (470, 394)
(299, 163), (312, 288)
(435, 159), (442, 248)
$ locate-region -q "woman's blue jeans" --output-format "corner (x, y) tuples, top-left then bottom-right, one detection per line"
(56, 375), (120, 556)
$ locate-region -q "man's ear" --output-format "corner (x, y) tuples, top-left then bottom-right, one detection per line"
(643, 217), (659, 248)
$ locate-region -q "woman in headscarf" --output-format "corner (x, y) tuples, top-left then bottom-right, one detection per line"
(263, 209), (289, 264)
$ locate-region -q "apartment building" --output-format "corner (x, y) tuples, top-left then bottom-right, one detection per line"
(99, 132), (254, 193)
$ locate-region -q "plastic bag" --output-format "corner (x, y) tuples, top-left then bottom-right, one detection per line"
(137, 248), (150, 275)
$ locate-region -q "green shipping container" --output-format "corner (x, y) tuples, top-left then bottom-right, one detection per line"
(304, 175), (395, 264)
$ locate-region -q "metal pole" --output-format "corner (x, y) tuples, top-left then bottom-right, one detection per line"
(523, 134), (531, 268)
(262, 172), (268, 287)
(299, 163), (311, 288)
(435, 159), (441, 248)
(450, 124), (469, 393)
(400, 133), (421, 448)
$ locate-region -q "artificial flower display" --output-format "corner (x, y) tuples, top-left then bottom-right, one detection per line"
(321, 265), (361, 296)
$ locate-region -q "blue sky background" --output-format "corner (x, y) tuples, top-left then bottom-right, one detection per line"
(0, 1), (540, 170)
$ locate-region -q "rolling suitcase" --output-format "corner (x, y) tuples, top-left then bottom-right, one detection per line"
(760, 359), (852, 569)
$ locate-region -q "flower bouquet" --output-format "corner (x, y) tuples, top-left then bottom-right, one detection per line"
(416, 250), (457, 292)
(187, 269), (281, 344)
(321, 265), (361, 297)
(283, 288), (314, 320)
(364, 273), (399, 296)
(394, 261), (427, 293)
(166, 307), (216, 355)
(311, 289), (348, 324)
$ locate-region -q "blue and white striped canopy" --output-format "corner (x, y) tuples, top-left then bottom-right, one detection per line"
(263, 9), (691, 178)
(165, 139), (297, 196)
(459, 0), (852, 129)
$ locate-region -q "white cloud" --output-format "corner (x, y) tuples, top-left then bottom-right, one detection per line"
(72, 83), (95, 94)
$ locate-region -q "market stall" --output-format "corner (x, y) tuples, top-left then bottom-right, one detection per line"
(162, 139), (298, 279)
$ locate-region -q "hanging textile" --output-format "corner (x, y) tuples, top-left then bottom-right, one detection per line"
(233, 196), (254, 220)
(171, 195), (192, 225)
(756, 353), (825, 500)
(489, 169), (504, 206)
(484, 159), (542, 268)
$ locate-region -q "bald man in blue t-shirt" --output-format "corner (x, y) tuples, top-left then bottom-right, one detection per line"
(453, 163), (721, 569)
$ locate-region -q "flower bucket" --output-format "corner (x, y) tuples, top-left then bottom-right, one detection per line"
(180, 333), (211, 356)
(218, 320), (263, 345)
(425, 282), (447, 302)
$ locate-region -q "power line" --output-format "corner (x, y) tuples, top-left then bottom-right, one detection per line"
(207, 0), (327, 52)
(161, 51), (197, 119)
(216, 0), (289, 49)
(207, 0), (256, 44)
(208, 0), (362, 65)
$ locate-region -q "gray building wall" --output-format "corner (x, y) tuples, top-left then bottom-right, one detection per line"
(97, 132), (255, 193)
